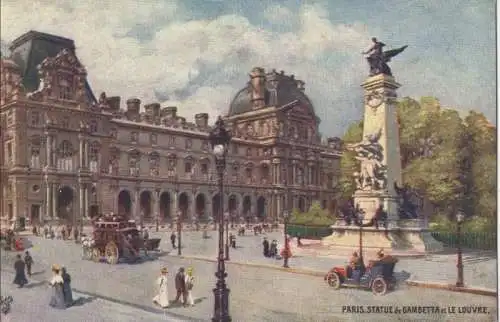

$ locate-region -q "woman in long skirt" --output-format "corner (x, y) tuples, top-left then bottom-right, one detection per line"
(61, 267), (73, 307)
(49, 264), (66, 309)
(13, 254), (28, 287)
(184, 267), (195, 306)
(152, 267), (169, 308)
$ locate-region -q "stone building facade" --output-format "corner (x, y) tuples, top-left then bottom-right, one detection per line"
(0, 31), (342, 227)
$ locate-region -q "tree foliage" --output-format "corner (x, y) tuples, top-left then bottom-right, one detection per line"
(338, 96), (496, 228)
(289, 201), (335, 226)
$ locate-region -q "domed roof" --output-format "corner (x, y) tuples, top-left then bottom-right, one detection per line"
(227, 69), (314, 117)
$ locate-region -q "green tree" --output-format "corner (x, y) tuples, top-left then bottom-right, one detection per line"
(339, 96), (496, 227)
(289, 201), (335, 226)
(463, 111), (497, 227)
(338, 120), (363, 199)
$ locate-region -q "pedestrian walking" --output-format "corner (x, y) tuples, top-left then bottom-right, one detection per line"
(184, 267), (195, 306)
(24, 251), (33, 277)
(48, 264), (65, 309)
(170, 232), (177, 249)
(262, 237), (270, 257)
(174, 267), (187, 305)
(61, 267), (73, 307)
(152, 267), (169, 308)
(13, 255), (27, 288)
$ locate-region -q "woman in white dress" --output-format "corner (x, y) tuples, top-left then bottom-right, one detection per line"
(152, 267), (169, 308)
(184, 267), (195, 306)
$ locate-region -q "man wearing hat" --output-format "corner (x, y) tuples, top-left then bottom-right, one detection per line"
(174, 267), (187, 305)
(153, 267), (169, 308)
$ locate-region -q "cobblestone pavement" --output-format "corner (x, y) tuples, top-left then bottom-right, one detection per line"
(0, 236), (497, 322)
(0, 270), (188, 322)
(143, 229), (497, 290)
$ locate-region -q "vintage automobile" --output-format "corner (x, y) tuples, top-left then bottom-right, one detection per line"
(324, 256), (398, 295)
(82, 216), (161, 264)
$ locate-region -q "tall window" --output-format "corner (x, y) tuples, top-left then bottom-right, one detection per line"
(61, 117), (70, 129)
(296, 167), (304, 185)
(31, 111), (40, 126)
(149, 152), (160, 176)
(184, 161), (192, 174)
(30, 147), (40, 168)
(128, 151), (140, 176)
(57, 140), (73, 171)
(89, 120), (98, 133)
(58, 75), (73, 100)
(6, 142), (12, 164)
(89, 142), (100, 173)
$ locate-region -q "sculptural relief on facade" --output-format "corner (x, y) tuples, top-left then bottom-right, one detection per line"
(149, 152), (160, 176)
(347, 129), (387, 191)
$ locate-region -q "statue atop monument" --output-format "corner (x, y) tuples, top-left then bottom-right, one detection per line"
(362, 38), (408, 76)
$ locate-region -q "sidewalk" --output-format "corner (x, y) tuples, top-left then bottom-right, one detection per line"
(172, 253), (497, 297)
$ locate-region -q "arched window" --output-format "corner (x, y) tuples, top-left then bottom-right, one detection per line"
(30, 136), (41, 168)
(30, 146), (40, 168)
(58, 140), (74, 171)
(89, 141), (100, 173)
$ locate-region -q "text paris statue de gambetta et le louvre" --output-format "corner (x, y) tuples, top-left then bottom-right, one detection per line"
(362, 37), (408, 76)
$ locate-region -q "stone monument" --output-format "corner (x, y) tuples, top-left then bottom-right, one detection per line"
(321, 38), (442, 256)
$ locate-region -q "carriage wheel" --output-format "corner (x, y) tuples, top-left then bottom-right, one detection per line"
(371, 277), (387, 295)
(327, 272), (341, 289)
(105, 241), (119, 265)
(91, 248), (101, 262)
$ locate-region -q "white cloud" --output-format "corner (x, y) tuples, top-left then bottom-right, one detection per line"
(6, 0), (462, 136)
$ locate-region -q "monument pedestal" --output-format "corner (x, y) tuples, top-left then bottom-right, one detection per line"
(321, 221), (443, 257)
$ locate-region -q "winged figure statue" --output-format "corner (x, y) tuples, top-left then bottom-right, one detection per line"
(362, 38), (408, 76)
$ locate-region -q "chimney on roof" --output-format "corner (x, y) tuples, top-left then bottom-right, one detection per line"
(107, 96), (121, 111)
(195, 113), (209, 128)
(249, 67), (266, 109)
(126, 98), (141, 120)
(161, 106), (177, 119)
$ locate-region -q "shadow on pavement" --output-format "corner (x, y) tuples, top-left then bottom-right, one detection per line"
(24, 280), (48, 289)
(71, 296), (97, 307)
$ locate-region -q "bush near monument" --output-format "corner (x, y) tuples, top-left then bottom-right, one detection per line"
(339, 96), (496, 234)
(286, 201), (335, 239)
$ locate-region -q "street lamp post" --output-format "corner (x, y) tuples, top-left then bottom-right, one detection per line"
(456, 211), (465, 287)
(224, 212), (230, 260)
(283, 211), (290, 268)
(177, 210), (182, 256)
(155, 189), (160, 232)
(357, 209), (364, 260)
(208, 116), (232, 322)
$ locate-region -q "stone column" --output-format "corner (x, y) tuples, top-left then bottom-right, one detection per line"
(154, 190), (160, 224)
(79, 183), (84, 221)
(134, 188), (140, 223)
(84, 185), (90, 218)
(52, 185), (58, 219)
(46, 182), (52, 218)
(78, 134), (85, 169)
(84, 140), (89, 169)
(277, 193), (282, 219)
(46, 133), (53, 168)
(171, 190), (178, 220)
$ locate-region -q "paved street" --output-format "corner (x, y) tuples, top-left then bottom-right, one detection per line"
(0, 235), (497, 322)
(143, 229), (497, 290)
(1, 270), (188, 322)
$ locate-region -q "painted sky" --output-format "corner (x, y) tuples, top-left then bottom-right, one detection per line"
(0, 0), (495, 136)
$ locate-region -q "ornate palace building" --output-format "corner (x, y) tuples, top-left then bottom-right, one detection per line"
(0, 31), (342, 228)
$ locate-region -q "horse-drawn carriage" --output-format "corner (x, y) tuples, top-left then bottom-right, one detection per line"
(324, 256), (398, 295)
(82, 217), (161, 264)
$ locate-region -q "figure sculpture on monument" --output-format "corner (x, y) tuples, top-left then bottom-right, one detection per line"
(347, 130), (387, 190)
(362, 38), (408, 76)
